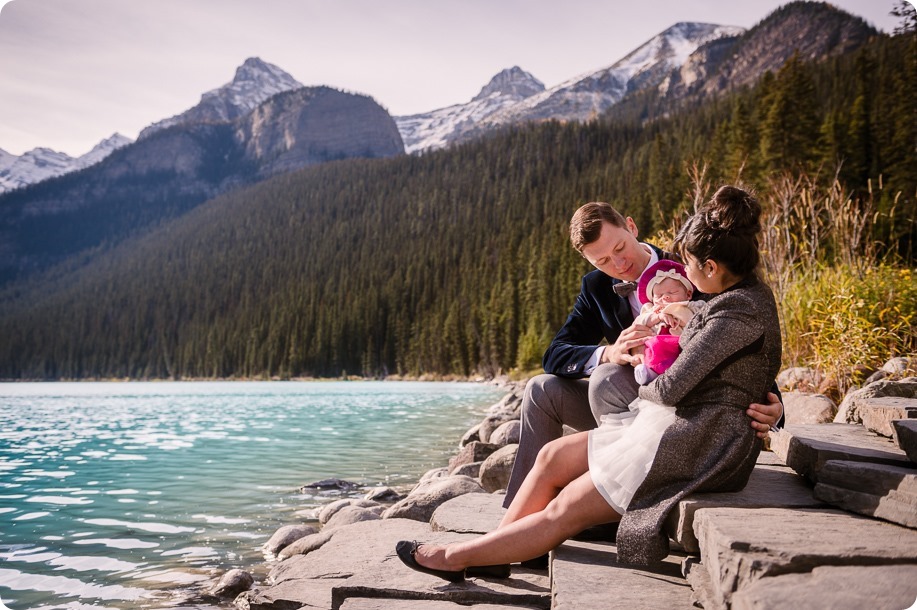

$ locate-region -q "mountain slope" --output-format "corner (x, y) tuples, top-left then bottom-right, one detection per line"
(0, 86), (403, 286)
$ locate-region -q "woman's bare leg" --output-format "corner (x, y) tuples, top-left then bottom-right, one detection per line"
(499, 431), (590, 528)
(414, 470), (621, 571)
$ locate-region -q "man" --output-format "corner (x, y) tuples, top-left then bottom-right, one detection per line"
(503, 202), (783, 508)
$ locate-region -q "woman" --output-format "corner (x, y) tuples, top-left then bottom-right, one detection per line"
(396, 185), (782, 580)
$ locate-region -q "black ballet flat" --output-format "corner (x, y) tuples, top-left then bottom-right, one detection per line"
(466, 563), (511, 579)
(395, 540), (465, 583)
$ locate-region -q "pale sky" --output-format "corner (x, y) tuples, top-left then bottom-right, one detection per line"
(0, 0), (909, 156)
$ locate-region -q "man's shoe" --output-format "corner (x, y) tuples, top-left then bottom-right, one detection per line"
(466, 563), (512, 578)
(395, 540), (465, 583)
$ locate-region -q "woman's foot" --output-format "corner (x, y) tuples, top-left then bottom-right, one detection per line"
(395, 540), (465, 583)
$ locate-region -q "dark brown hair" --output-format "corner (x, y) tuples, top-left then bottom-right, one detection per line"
(569, 202), (627, 252)
(674, 185), (762, 277)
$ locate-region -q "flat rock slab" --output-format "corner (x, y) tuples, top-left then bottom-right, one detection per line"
(694, 506), (917, 607)
(431, 492), (506, 534)
(333, 567), (550, 610)
(665, 465), (822, 552)
(814, 459), (917, 528)
(340, 600), (541, 610)
(730, 564), (917, 610)
(770, 423), (911, 483)
(754, 450), (789, 467)
(859, 396), (917, 438)
(551, 539), (692, 609)
(895, 419), (917, 462)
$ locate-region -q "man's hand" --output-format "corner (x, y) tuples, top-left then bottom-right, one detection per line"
(601, 323), (654, 366)
(747, 392), (783, 439)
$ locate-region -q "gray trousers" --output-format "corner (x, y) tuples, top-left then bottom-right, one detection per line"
(502, 363), (640, 508)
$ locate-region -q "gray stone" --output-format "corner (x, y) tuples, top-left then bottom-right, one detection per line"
(551, 539), (692, 609)
(431, 491), (506, 535)
(477, 414), (517, 443)
(694, 507), (917, 607)
(451, 461), (482, 478)
(325, 506), (382, 530)
(459, 423), (481, 447)
(486, 390), (523, 418)
(777, 367), (824, 392)
(755, 450), (789, 467)
(664, 465), (822, 552)
(235, 574), (342, 609)
(782, 391), (837, 424)
(770, 423), (911, 483)
(448, 441), (499, 473)
(814, 460), (917, 528)
(382, 475), (486, 522)
(882, 356), (917, 375)
(277, 528), (335, 560)
(262, 524), (318, 556)
(417, 467), (450, 485)
(301, 478), (360, 492)
(488, 420), (521, 446)
(731, 565), (917, 610)
(207, 568), (253, 599)
(858, 396), (917, 438)
(681, 557), (721, 610)
(835, 377), (917, 424)
(319, 499), (381, 525)
(363, 486), (404, 502)
(894, 419), (917, 462)
(333, 567), (550, 610)
(340, 601), (542, 610)
(479, 444), (518, 493)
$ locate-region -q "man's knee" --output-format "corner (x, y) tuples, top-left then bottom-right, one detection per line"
(588, 363), (638, 420)
(523, 373), (565, 421)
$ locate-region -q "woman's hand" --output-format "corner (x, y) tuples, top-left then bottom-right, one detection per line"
(747, 392), (783, 439)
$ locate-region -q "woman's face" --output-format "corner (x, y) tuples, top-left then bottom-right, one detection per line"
(683, 253), (718, 294)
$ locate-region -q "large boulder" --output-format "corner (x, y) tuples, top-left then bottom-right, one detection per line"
(489, 420), (521, 446)
(478, 414), (517, 443)
(324, 505), (382, 529)
(479, 444), (519, 493)
(382, 475), (486, 522)
(782, 391), (837, 424)
(448, 441), (499, 473)
(834, 377), (917, 424)
(364, 486), (404, 502)
(262, 524), (318, 555)
(318, 498), (381, 525)
(277, 528), (336, 560)
(206, 568), (253, 599)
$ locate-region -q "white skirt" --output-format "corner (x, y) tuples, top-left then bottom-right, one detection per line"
(587, 398), (677, 514)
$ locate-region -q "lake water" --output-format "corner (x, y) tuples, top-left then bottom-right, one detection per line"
(0, 381), (506, 610)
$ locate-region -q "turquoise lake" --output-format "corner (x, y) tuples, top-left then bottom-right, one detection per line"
(0, 381), (506, 609)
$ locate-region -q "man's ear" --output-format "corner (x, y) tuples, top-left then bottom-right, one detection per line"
(625, 217), (639, 237)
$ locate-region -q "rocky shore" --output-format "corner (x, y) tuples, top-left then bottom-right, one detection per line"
(199, 360), (917, 609)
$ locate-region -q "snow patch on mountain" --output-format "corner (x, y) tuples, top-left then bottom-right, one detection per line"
(139, 57), (303, 139)
(395, 66), (544, 153)
(0, 133), (132, 194)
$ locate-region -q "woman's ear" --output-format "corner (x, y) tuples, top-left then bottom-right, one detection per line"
(705, 259), (719, 279)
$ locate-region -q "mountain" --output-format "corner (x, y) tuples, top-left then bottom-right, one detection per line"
(395, 67), (545, 153)
(0, 85), (403, 285)
(658, 1), (878, 101)
(0, 133), (132, 194)
(139, 57), (303, 138)
(396, 23), (742, 153)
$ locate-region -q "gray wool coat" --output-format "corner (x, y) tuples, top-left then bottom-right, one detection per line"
(615, 274), (782, 565)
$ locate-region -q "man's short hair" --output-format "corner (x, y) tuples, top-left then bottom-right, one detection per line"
(569, 202), (627, 252)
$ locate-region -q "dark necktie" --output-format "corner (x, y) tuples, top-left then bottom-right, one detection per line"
(613, 281), (637, 297)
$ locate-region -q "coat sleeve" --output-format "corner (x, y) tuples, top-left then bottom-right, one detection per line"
(638, 293), (763, 406)
(542, 275), (620, 378)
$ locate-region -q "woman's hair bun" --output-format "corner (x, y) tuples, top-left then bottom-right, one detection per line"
(703, 185), (761, 237)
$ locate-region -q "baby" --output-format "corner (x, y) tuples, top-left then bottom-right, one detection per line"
(632, 260), (705, 384)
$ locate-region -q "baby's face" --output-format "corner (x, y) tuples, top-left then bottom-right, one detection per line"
(651, 277), (691, 306)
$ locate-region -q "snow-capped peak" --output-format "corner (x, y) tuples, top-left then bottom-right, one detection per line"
(72, 133), (132, 171)
(472, 66), (545, 102)
(139, 57), (303, 138)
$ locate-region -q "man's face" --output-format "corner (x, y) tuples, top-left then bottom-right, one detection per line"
(580, 219), (651, 282)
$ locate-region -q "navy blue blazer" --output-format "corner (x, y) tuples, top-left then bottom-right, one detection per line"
(543, 245), (673, 378)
